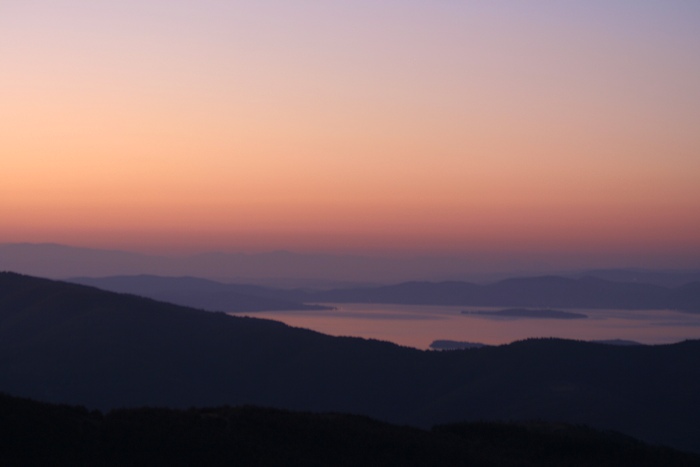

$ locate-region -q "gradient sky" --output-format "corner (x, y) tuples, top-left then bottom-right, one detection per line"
(2, 1), (699, 268)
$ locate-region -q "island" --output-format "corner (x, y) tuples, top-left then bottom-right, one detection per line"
(461, 308), (588, 319)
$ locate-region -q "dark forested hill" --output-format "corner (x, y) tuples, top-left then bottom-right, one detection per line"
(2, 393), (698, 467)
(1, 272), (699, 453)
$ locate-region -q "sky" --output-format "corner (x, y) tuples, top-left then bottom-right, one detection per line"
(2, 1), (699, 269)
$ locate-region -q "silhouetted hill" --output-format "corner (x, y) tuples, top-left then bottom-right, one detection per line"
(3, 393), (698, 467)
(70, 275), (328, 312)
(308, 276), (700, 311)
(1, 272), (700, 453)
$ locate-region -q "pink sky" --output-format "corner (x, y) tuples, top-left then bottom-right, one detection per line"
(2, 1), (699, 268)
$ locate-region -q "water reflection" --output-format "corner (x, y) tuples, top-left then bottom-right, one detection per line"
(230, 303), (700, 350)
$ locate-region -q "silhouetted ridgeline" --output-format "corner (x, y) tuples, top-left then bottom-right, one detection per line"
(1, 272), (700, 453)
(2, 393), (698, 467)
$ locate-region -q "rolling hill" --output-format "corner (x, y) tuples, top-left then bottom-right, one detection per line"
(1, 272), (699, 453)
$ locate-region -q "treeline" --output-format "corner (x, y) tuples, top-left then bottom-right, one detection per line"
(1, 393), (698, 467)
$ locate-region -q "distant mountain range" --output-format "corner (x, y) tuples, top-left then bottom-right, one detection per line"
(0, 242), (482, 286)
(71, 275), (328, 312)
(3, 242), (700, 287)
(72, 274), (700, 312)
(308, 276), (700, 311)
(574, 268), (700, 288)
(1, 272), (699, 453)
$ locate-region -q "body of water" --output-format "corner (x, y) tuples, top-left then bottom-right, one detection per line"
(231, 303), (700, 350)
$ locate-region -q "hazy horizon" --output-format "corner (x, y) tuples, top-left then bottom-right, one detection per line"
(2, 242), (700, 289)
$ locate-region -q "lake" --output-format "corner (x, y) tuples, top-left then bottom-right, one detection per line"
(231, 303), (700, 350)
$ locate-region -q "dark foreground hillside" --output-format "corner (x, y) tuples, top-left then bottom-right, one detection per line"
(1, 393), (698, 467)
(1, 272), (699, 453)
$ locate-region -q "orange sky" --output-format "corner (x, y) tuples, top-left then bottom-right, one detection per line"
(2, 2), (699, 267)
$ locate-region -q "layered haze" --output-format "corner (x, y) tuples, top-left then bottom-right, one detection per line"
(2, 1), (700, 269)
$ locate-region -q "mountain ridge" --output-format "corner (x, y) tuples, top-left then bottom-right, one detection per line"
(1, 272), (699, 453)
(308, 275), (700, 311)
(69, 273), (700, 312)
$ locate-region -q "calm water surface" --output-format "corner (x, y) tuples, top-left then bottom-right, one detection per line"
(231, 303), (700, 350)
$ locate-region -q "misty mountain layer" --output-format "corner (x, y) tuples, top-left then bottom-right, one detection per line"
(73, 273), (700, 312)
(71, 275), (328, 312)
